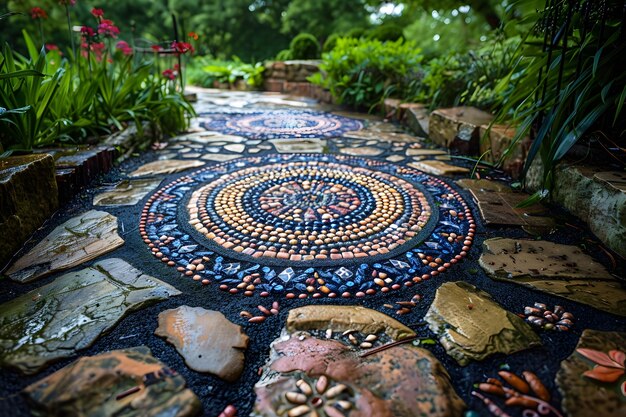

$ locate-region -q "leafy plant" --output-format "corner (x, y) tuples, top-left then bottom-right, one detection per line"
(408, 35), (522, 110)
(0, 42), (64, 152)
(311, 37), (423, 110)
(493, 0), (626, 199)
(188, 56), (265, 89)
(289, 33), (320, 60)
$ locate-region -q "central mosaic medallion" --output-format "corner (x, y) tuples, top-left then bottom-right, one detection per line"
(199, 110), (363, 139)
(186, 160), (436, 266)
(140, 154), (475, 298)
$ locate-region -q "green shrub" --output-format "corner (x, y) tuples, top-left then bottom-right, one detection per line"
(345, 28), (366, 39)
(407, 36), (521, 111)
(187, 56), (265, 89)
(289, 33), (320, 60)
(366, 24), (404, 42)
(311, 37), (423, 110)
(322, 34), (341, 53)
(276, 49), (293, 61)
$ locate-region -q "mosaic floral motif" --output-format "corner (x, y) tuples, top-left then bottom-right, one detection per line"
(283, 375), (353, 417)
(576, 348), (626, 396)
(199, 110), (363, 139)
(140, 154), (475, 298)
(473, 370), (564, 417)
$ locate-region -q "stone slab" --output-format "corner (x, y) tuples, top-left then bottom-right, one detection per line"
(5, 210), (124, 283)
(93, 179), (162, 206)
(404, 104), (430, 137)
(23, 346), (200, 417)
(526, 163), (626, 258)
(409, 160), (470, 176)
(0, 258), (181, 374)
(470, 190), (554, 227)
(286, 305), (415, 341)
(155, 306), (248, 382)
(201, 154), (241, 162)
(406, 149), (448, 157)
(130, 160), (205, 177)
(175, 131), (246, 144)
(339, 146), (384, 156)
(456, 179), (511, 193)
(0, 154), (59, 267)
(270, 138), (326, 153)
(425, 282), (541, 365)
(480, 238), (626, 317)
(429, 106), (494, 154)
(556, 329), (626, 417)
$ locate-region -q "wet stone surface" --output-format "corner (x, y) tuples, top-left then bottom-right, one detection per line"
(130, 159), (205, 177)
(480, 238), (626, 316)
(155, 306), (249, 382)
(425, 281), (541, 365)
(23, 346), (201, 417)
(0, 258), (181, 374)
(5, 210), (124, 283)
(93, 178), (162, 206)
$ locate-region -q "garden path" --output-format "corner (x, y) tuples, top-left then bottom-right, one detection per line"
(0, 87), (624, 417)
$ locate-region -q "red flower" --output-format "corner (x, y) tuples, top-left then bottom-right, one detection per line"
(115, 41), (133, 56)
(45, 44), (59, 51)
(31, 7), (48, 19)
(162, 68), (177, 80)
(98, 19), (120, 38)
(188, 31), (199, 40)
(171, 41), (194, 55)
(80, 26), (96, 38)
(151, 45), (163, 52)
(91, 8), (104, 19)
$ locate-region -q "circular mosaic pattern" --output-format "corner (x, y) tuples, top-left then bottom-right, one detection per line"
(199, 110), (363, 139)
(186, 160), (437, 266)
(140, 154), (476, 299)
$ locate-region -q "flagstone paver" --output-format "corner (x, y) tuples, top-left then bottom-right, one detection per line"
(0, 258), (180, 374)
(23, 346), (200, 417)
(270, 138), (326, 153)
(470, 190), (555, 227)
(5, 210), (124, 283)
(155, 306), (249, 382)
(425, 282), (541, 365)
(130, 159), (205, 177)
(93, 178), (162, 206)
(286, 305), (415, 341)
(480, 238), (626, 316)
(408, 160), (470, 176)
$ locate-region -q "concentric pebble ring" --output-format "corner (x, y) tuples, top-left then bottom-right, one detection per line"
(199, 110), (364, 139)
(140, 154), (475, 299)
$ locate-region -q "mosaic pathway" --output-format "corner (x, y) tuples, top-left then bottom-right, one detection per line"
(1, 87), (625, 417)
